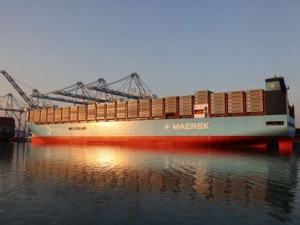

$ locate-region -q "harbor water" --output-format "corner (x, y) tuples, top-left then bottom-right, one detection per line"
(0, 143), (299, 225)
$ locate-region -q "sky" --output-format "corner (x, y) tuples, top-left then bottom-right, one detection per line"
(0, 0), (300, 126)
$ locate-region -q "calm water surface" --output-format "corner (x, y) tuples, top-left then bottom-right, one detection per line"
(0, 143), (299, 225)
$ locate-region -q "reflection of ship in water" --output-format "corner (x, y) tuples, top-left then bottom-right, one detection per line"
(24, 145), (298, 220)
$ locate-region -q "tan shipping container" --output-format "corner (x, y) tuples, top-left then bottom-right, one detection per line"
(33, 110), (41, 124)
(106, 102), (116, 120)
(165, 97), (178, 115)
(139, 99), (151, 118)
(96, 103), (106, 120)
(246, 89), (264, 113)
(210, 93), (226, 115)
(117, 101), (127, 119)
(87, 104), (96, 121)
(179, 95), (193, 116)
(62, 107), (70, 122)
(47, 108), (54, 123)
(228, 91), (245, 114)
(128, 100), (138, 119)
(194, 90), (211, 105)
(152, 98), (164, 118)
(78, 105), (87, 121)
(70, 106), (78, 122)
(54, 108), (62, 123)
(28, 111), (34, 123)
(40, 109), (47, 123)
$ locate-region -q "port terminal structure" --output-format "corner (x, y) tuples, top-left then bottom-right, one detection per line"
(0, 70), (156, 141)
(0, 93), (28, 140)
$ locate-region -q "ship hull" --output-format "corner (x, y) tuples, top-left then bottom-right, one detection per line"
(27, 115), (295, 147)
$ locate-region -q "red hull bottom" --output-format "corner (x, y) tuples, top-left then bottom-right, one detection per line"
(31, 136), (293, 151)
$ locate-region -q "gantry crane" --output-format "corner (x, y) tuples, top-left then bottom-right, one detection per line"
(52, 81), (107, 103)
(0, 70), (37, 108)
(0, 70), (52, 108)
(87, 72), (155, 100)
(0, 93), (28, 138)
(1, 70), (156, 107)
(31, 89), (88, 105)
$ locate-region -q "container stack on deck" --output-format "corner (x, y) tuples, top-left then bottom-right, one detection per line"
(128, 101), (138, 119)
(228, 91), (245, 115)
(70, 106), (78, 122)
(87, 104), (96, 121)
(48, 108), (54, 123)
(152, 98), (164, 119)
(62, 107), (69, 122)
(165, 97), (178, 119)
(117, 101), (126, 120)
(40, 109), (47, 123)
(194, 90), (210, 118)
(179, 95), (193, 118)
(210, 93), (226, 116)
(26, 85), (287, 125)
(96, 104), (105, 120)
(106, 102), (116, 120)
(54, 108), (62, 123)
(139, 99), (151, 119)
(78, 106), (86, 121)
(246, 89), (264, 113)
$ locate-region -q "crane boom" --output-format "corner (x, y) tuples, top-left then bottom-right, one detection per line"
(87, 86), (141, 99)
(53, 91), (107, 103)
(31, 90), (87, 105)
(0, 70), (36, 108)
(86, 73), (155, 100)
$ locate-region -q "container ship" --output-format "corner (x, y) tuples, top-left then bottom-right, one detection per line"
(27, 76), (296, 149)
(0, 117), (15, 142)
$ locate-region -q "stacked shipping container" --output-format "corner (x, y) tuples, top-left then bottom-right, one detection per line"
(128, 101), (138, 119)
(179, 95), (193, 117)
(47, 108), (54, 123)
(194, 90), (210, 105)
(106, 102), (116, 120)
(96, 104), (105, 120)
(139, 99), (151, 118)
(87, 104), (96, 121)
(194, 90), (210, 118)
(246, 89), (264, 113)
(40, 109), (47, 123)
(62, 107), (70, 122)
(54, 108), (62, 123)
(165, 97), (178, 118)
(152, 98), (164, 118)
(28, 88), (267, 124)
(70, 106), (78, 122)
(228, 91), (245, 114)
(78, 106), (86, 121)
(210, 93), (226, 115)
(117, 102), (126, 119)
